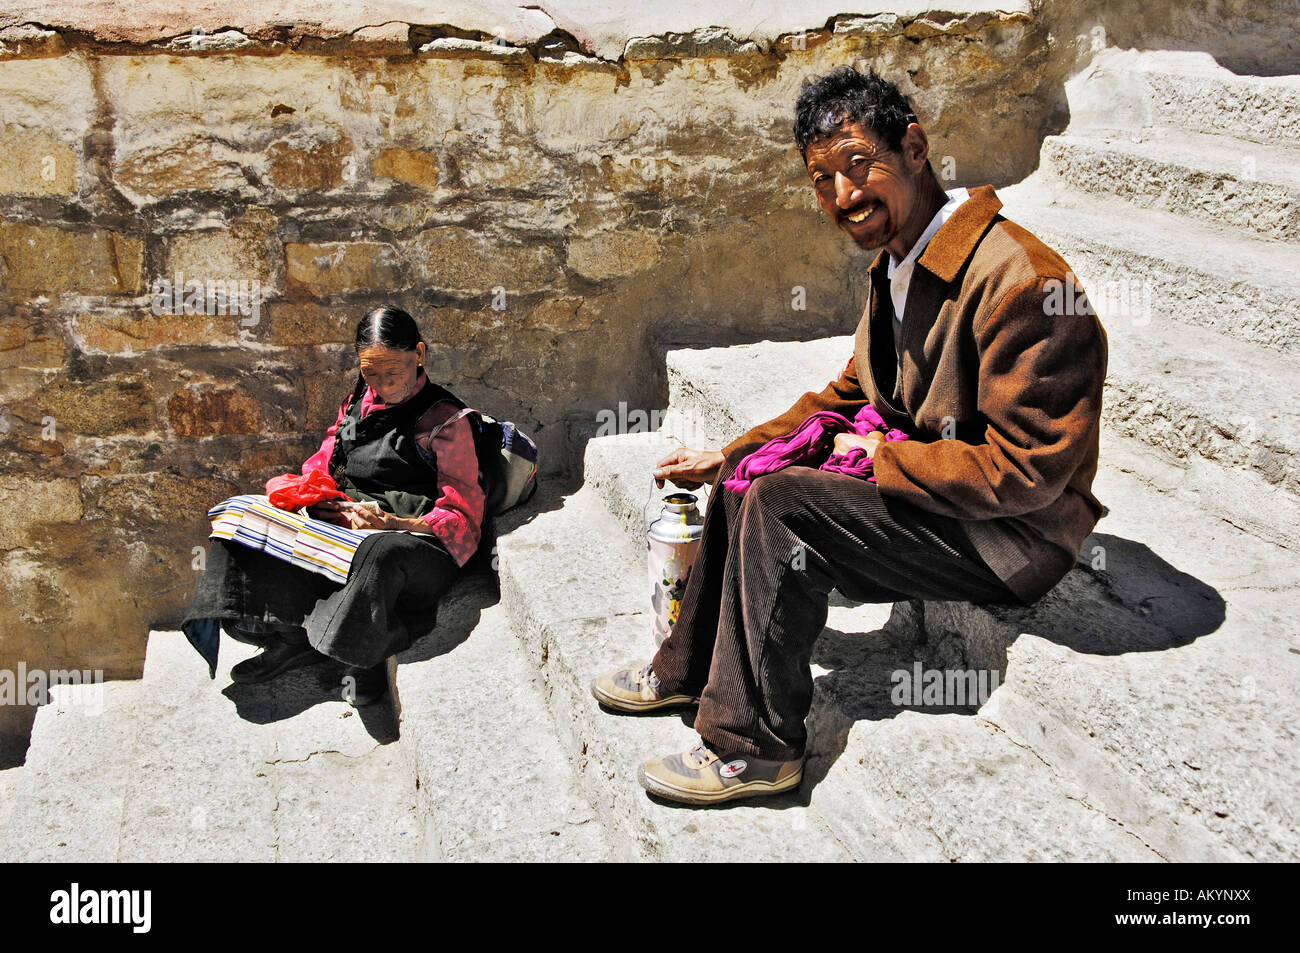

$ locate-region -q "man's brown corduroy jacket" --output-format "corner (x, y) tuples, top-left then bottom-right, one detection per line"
(722, 185), (1108, 602)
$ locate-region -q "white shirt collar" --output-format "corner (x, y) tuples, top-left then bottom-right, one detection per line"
(887, 187), (969, 323)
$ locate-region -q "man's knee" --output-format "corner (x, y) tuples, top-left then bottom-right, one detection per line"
(740, 468), (900, 562)
(740, 467), (820, 523)
(734, 470), (830, 564)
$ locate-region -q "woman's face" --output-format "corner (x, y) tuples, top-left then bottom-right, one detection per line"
(358, 342), (426, 405)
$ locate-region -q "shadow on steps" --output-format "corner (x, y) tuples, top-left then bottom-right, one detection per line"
(217, 566), (499, 741)
(801, 529), (1227, 794)
(209, 545), (508, 743)
(220, 664), (401, 744)
(923, 531), (1227, 674)
(398, 569), (499, 666)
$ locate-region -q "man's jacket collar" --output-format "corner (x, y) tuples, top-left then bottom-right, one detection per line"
(868, 184), (1003, 284)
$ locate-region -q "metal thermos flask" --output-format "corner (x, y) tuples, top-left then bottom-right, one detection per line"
(647, 492), (704, 649)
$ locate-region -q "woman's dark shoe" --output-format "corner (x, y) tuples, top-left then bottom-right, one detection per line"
(341, 662), (389, 708)
(230, 640), (326, 684)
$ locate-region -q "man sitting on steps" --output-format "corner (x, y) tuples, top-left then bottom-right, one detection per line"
(591, 66), (1108, 806)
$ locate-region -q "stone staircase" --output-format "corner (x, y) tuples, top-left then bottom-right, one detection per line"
(998, 50), (1300, 540)
(4, 47), (1297, 862)
(3, 632), (421, 861)
(1, 577), (613, 862)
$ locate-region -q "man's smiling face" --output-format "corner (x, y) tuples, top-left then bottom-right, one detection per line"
(804, 120), (926, 256)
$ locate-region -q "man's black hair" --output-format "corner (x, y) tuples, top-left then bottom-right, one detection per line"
(793, 66), (919, 157)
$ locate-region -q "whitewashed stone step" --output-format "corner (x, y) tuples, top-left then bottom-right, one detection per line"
(118, 631), (421, 862)
(394, 575), (615, 861)
(1101, 299), (1299, 502)
(977, 449), (1300, 862)
(1040, 131), (1300, 242)
(2, 677), (142, 862)
(805, 590), (1160, 861)
(0, 752), (24, 857)
(998, 184), (1300, 351)
(666, 336), (854, 453)
(1063, 49), (1300, 147)
(495, 485), (869, 861)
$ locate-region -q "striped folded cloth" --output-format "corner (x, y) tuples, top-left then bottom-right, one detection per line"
(208, 494), (379, 585)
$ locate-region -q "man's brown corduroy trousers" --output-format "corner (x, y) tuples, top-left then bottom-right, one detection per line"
(651, 457), (1019, 762)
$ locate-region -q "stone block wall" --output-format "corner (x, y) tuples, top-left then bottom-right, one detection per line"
(0, 3), (1095, 700)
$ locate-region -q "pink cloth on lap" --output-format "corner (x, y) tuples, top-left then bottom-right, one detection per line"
(722, 404), (907, 495)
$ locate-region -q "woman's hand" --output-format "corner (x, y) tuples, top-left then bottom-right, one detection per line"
(653, 448), (725, 489)
(833, 430), (885, 459)
(307, 500), (352, 526)
(347, 505), (424, 533)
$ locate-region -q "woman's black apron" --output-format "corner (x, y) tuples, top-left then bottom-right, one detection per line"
(182, 377), (468, 674)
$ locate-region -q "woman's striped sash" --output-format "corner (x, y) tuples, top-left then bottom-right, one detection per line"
(208, 494), (377, 584)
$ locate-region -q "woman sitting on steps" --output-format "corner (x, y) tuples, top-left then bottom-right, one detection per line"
(182, 305), (486, 707)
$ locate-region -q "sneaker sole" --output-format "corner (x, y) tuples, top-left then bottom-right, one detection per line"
(636, 764), (804, 805)
(590, 681), (698, 714)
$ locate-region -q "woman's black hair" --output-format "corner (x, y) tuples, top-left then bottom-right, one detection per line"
(355, 305), (425, 353)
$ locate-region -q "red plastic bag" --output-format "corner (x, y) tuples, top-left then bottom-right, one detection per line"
(265, 471), (351, 510)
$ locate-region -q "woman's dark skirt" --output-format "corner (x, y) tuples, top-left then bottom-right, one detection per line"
(182, 531), (459, 676)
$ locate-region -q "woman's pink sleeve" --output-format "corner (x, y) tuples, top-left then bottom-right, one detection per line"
(417, 415), (486, 566)
(301, 402), (347, 476)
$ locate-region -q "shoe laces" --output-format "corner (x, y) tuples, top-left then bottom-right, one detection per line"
(638, 663), (659, 691)
(688, 741), (715, 768)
